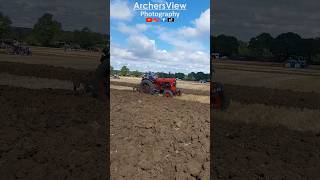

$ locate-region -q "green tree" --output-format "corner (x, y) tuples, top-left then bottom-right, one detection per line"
(174, 72), (185, 80)
(270, 32), (304, 62)
(238, 41), (254, 57)
(187, 72), (196, 81)
(0, 12), (12, 39)
(131, 70), (142, 77)
(119, 66), (129, 76)
(215, 35), (239, 56)
(33, 13), (62, 46)
(72, 27), (104, 49)
(195, 72), (207, 81)
(10, 27), (33, 41)
(52, 31), (74, 44)
(248, 33), (274, 57)
(25, 34), (40, 46)
(157, 72), (168, 78)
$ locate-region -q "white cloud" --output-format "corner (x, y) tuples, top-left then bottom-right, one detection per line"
(195, 9), (210, 33)
(135, 23), (148, 31)
(110, 0), (132, 21)
(116, 23), (148, 34)
(155, 9), (210, 51)
(179, 9), (210, 38)
(111, 46), (136, 60)
(111, 50), (209, 73)
(127, 34), (156, 57)
(116, 23), (135, 34)
(111, 33), (210, 73)
(158, 30), (205, 51)
(150, 0), (167, 3)
(110, 8), (210, 73)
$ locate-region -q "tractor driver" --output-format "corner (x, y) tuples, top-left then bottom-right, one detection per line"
(146, 71), (157, 82)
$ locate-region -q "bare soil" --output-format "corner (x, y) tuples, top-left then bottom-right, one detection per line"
(212, 120), (320, 179)
(224, 84), (320, 110)
(1, 56), (320, 179)
(110, 81), (210, 96)
(0, 85), (108, 179)
(111, 76), (210, 92)
(214, 68), (320, 93)
(110, 90), (210, 180)
(0, 61), (88, 81)
(215, 102), (320, 133)
(0, 51), (99, 70)
(109, 81), (320, 110)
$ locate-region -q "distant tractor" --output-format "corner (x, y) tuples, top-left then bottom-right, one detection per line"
(111, 74), (120, 79)
(139, 72), (181, 97)
(6, 45), (32, 56)
(199, 80), (207, 84)
(284, 57), (308, 69)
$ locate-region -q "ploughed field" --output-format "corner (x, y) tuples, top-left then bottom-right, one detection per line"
(110, 90), (210, 179)
(213, 60), (320, 179)
(0, 50), (211, 180)
(0, 50), (109, 179)
(0, 49), (320, 179)
(0, 85), (107, 179)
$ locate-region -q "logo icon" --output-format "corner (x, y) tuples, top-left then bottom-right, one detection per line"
(153, 18), (160, 22)
(167, 17), (175, 22)
(146, 17), (153, 22)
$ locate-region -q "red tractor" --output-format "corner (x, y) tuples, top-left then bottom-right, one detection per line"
(140, 72), (181, 97)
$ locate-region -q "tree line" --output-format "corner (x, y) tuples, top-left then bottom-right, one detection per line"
(212, 33), (320, 64)
(111, 66), (210, 81)
(0, 12), (108, 49)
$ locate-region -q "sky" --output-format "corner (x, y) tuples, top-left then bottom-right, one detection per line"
(1, 0), (319, 40)
(110, 0), (210, 74)
(0, 0), (108, 34)
(2, 0), (319, 65)
(212, 0), (320, 41)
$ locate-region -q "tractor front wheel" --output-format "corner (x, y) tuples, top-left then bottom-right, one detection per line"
(163, 90), (173, 97)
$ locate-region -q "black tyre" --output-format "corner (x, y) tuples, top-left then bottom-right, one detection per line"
(140, 79), (154, 94)
(163, 89), (173, 97)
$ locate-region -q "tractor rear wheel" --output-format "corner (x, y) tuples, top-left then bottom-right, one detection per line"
(140, 79), (154, 94)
